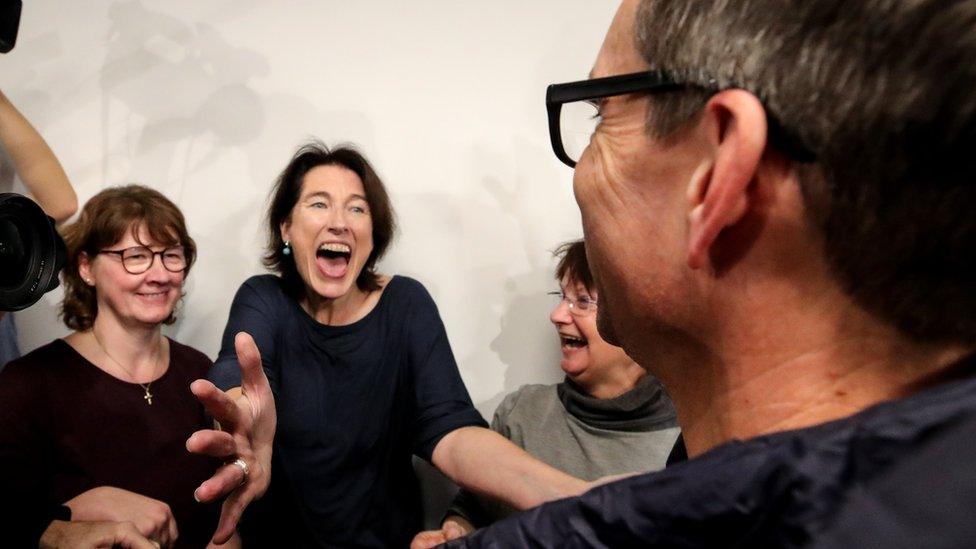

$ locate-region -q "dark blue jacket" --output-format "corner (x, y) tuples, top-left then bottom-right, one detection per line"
(450, 356), (976, 548)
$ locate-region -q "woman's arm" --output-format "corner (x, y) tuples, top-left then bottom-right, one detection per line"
(432, 426), (588, 510)
(0, 90), (77, 223)
(404, 280), (589, 511)
(412, 388), (530, 549)
(40, 520), (157, 549)
(65, 486), (178, 547)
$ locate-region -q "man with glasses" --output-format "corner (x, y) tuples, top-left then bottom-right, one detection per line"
(446, 0), (976, 546)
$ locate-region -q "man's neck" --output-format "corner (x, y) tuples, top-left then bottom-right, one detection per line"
(649, 299), (972, 458)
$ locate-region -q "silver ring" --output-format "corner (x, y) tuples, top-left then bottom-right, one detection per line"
(230, 457), (250, 480)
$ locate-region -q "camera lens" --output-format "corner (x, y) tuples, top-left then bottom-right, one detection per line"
(0, 193), (65, 311)
(0, 218), (31, 287)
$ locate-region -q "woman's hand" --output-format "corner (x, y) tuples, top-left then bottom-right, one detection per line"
(410, 516), (473, 549)
(185, 332), (276, 545)
(65, 486), (177, 547)
(40, 520), (158, 549)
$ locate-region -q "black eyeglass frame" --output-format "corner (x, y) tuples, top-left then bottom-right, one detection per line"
(97, 245), (187, 275)
(545, 69), (816, 168)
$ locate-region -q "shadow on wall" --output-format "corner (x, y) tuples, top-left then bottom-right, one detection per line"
(96, 0), (381, 193)
(94, 0), (275, 352)
(410, 135), (577, 528)
(478, 135), (576, 410)
(490, 277), (556, 394)
(398, 134), (574, 528)
(99, 0), (269, 199)
(162, 200), (263, 344)
(158, 169), (268, 343)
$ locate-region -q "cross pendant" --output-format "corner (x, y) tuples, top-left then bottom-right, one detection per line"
(144, 390), (153, 405)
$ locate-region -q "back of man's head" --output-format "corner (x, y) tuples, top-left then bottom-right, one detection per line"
(634, 0), (976, 344)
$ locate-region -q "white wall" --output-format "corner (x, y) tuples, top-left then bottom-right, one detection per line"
(2, 0), (616, 516)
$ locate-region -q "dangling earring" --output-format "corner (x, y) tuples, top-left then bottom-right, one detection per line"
(283, 241), (292, 256)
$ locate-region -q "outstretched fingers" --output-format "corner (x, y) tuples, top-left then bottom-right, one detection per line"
(190, 332), (275, 545)
(211, 488), (252, 545)
(235, 332), (265, 392)
(186, 429), (237, 459)
(193, 459), (248, 504)
(190, 379), (241, 431)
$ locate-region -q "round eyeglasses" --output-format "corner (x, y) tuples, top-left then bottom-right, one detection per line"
(547, 290), (598, 315)
(98, 245), (187, 275)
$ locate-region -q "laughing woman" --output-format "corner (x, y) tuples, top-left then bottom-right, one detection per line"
(413, 240), (680, 546)
(200, 143), (591, 547)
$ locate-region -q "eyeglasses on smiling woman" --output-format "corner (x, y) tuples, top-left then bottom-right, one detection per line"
(98, 245), (187, 275)
(548, 290), (598, 315)
(545, 69), (817, 168)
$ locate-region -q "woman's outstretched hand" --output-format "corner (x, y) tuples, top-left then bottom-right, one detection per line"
(186, 332), (276, 545)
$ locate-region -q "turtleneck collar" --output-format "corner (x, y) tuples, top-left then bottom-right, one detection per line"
(557, 374), (678, 432)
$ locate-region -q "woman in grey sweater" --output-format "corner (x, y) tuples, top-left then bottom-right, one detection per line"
(411, 240), (680, 547)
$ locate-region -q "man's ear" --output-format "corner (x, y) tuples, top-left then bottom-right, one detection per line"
(686, 89), (768, 270)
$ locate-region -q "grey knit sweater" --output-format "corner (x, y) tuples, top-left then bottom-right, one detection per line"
(446, 376), (680, 527)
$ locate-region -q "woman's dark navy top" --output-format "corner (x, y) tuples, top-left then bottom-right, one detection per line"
(209, 274), (486, 548)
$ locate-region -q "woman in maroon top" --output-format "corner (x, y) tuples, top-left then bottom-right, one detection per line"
(0, 185), (233, 548)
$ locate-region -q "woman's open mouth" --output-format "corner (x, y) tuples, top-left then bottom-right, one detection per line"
(316, 242), (352, 279)
(560, 334), (588, 351)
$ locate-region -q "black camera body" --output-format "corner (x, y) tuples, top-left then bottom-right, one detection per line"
(0, 0), (21, 54)
(0, 193), (65, 312)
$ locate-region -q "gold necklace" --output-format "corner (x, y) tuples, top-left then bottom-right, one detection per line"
(91, 329), (162, 405)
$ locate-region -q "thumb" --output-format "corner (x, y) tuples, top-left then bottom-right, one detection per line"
(410, 531), (445, 549)
(444, 522), (466, 540)
(235, 332), (265, 390)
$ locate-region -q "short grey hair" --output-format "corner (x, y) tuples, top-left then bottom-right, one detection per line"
(635, 0), (976, 343)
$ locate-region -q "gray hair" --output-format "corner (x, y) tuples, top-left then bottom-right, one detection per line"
(635, 0), (976, 343)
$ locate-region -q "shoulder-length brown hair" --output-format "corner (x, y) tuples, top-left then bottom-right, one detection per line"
(60, 185), (197, 331)
(265, 141), (397, 297)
